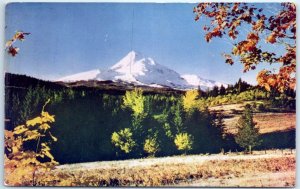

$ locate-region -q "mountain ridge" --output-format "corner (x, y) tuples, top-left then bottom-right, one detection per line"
(58, 51), (227, 90)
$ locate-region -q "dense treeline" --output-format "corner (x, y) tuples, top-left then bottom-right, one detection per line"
(5, 74), (296, 164)
(199, 78), (296, 110)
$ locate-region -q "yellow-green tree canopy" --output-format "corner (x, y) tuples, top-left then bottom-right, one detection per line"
(182, 90), (199, 113)
(111, 128), (136, 154)
(143, 137), (160, 156)
(123, 88), (146, 118)
(174, 133), (193, 152)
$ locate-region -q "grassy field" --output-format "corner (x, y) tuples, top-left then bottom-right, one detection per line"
(39, 149), (295, 187)
(209, 102), (296, 134)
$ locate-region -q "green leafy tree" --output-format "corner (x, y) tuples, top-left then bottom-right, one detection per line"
(174, 133), (193, 154)
(143, 137), (160, 157)
(235, 106), (262, 153)
(172, 103), (184, 133)
(111, 128), (136, 154)
(123, 88), (146, 118)
(182, 90), (199, 113)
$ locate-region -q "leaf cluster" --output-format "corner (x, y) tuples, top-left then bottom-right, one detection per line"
(194, 3), (296, 92)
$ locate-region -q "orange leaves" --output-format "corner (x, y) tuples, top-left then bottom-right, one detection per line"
(194, 3), (296, 92)
(266, 33), (277, 44)
(228, 30), (237, 40)
(6, 31), (30, 57)
(223, 54), (234, 65)
(252, 18), (265, 32)
(205, 27), (222, 42)
(234, 32), (260, 54)
(247, 32), (259, 42)
(257, 67), (296, 92)
(233, 37), (258, 57)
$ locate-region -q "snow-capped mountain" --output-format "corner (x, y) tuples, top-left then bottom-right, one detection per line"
(57, 51), (226, 90)
(58, 69), (101, 82)
(181, 74), (228, 89)
(96, 51), (189, 89)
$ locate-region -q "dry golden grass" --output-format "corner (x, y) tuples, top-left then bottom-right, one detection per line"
(254, 113), (295, 134)
(209, 102), (296, 134)
(36, 149), (295, 187)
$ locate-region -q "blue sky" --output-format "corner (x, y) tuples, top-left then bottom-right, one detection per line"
(5, 3), (282, 84)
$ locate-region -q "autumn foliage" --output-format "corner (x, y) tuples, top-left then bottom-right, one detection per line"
(6, 31), (30, 57)
(194, 3), (296, 92)
(4, 99), (58, 186)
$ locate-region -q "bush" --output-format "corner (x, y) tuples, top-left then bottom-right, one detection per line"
(144, 137), (159, 156)
(4, 99), (58, 186)
(111, 128), (136, 154)
(174, 133), (193, 153)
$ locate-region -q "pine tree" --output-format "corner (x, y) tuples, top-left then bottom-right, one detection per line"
(235, 105), (261, 154)
(216, 113), (226, 139)
(219, 85), (226, 96)
(210, 86), (219, 97)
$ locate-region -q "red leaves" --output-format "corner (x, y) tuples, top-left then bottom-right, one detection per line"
(223, 54), (234, 65)
(233, 33), (258, 56)
(257, 65), (296, 92)
(8, 46), (20, 57)
(228, 30), (237, 40)
(232, 3), (239, 12)
(205, 27), (222, 42)
(6, 31), (30, 57)
(252, 19), (265, 31)
(194, 3), (296, 92)
(14, 32), (28, 41)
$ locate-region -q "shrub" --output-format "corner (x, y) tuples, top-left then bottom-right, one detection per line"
(4, 99), (58, 186)
(174, 133), (193, 153)
(111, 128), (136, 154)
(144, 137), (159, 156)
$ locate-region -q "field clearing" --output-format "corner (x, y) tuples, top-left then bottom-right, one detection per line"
(209, 102), (296, 134)
(41, 149), (295, 187)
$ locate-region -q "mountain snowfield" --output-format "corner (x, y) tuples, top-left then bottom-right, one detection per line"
(57, 51), (227, 90)
(58, 69), (101, 82)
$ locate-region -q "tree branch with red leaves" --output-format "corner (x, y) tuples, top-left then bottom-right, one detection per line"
(6, 31), (30, 57)
(194, 3), (296, 92)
